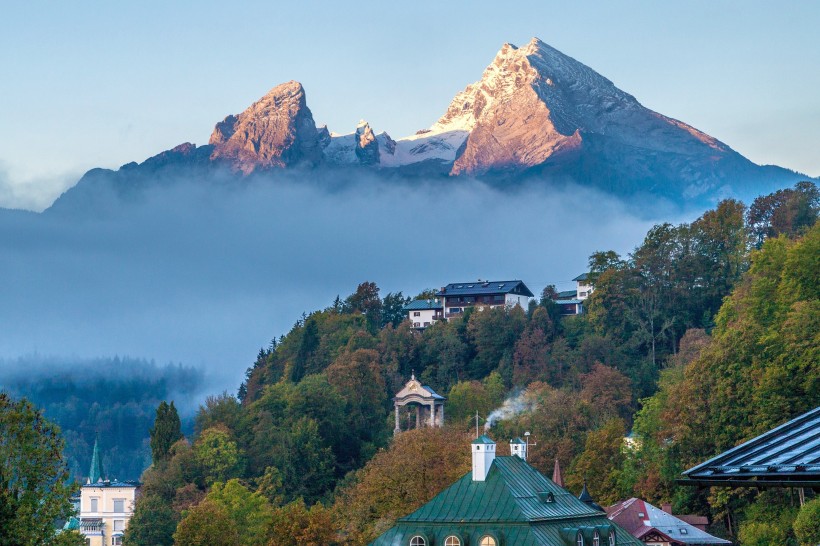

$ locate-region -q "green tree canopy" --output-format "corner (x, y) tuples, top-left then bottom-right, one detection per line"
(0, 393), (75, 546)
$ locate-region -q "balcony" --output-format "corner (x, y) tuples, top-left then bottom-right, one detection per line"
(80, 518), (103, 534)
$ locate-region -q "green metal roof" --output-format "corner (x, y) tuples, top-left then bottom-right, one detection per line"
(370, 456), (642, 546)
(511, 437), (526, 445)
(404, 299), (443, 311)
(472, 434), (496, 445)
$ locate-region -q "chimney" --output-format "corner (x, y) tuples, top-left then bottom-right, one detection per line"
(472, 435), (496, 481)
(510, 437), (527, 460)
(662, 503), (672, 514)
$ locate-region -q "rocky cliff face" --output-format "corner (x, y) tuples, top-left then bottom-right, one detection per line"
(446, 38), (740, 184)
(209, 81), (323, 173)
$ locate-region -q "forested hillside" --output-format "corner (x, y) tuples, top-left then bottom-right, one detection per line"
(0, 357), (203, 481)
(125, 181), (818, 545)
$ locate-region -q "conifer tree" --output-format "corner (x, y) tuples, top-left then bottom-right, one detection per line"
(149, 401), (182, 465)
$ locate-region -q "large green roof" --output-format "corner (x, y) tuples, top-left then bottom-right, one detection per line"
(370, 456), (643, 546)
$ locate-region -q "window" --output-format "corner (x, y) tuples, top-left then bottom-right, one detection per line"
(494, 295), (504, 301)
(423, 322), (430, 327)
(450, 307), (462, 314)
(680, 529), (688, 535)
(576, 531), (585, 546)
(413, 322), (420, 327)
(112, 537), (123, 546)
(593, 530), (600, 546)
(480, 536), (497, 546)
(113, 499), (125, 512)
(445, 537), (461, 546)
(413, 311), (421, 316)
(608, 530), (616, 546)
(90, 498), (99, 512)
(113, 520), (124, 531)
(409, 537), (426, 546)
(464, 296), (475, 303)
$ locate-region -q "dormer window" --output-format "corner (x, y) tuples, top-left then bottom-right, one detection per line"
(445, 537), (462, 546)
(480, 536), (497, 546)
(576, 531), (585, 546)
(593, 530), (600, 546)
(608, 530), (616, 546)
(410, 536), (426, 546)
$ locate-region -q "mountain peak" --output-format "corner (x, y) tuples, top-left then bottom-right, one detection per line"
(208, 80), (322, 173)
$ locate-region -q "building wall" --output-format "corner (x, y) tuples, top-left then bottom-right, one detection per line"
(504, 293), (530, 308)
(577, 281), (594, 300)
(408, 308), (439, 328)
(80, 485), (137, 546)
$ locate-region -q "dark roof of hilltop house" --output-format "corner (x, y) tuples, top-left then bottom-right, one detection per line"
(573, 273), (590, 282)
(556, 290), (577, 299)
(437, 280), (534, 298)
(607, 498), (731, 545)
(403, 299), (443, 311)
(680, 406), (820, 488)
(370, 455), (643, 546)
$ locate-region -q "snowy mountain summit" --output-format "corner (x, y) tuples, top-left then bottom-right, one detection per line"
(52, 38), (808, 210)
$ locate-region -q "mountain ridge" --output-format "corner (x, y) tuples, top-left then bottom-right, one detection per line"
(48, 37), (812, 211)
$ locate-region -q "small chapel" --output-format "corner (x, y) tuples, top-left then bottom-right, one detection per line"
(393, 374), (447, 434)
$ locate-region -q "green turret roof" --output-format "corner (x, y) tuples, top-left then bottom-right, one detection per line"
(89, 437), (103, 484)
(370, 456), (642, 546)
(472, 434), (496, 445)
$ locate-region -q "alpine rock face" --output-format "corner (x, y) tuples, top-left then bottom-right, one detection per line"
(49, 38), (809, 211)
(209, 80), (324, 173)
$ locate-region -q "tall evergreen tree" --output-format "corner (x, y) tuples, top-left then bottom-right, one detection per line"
(149, 401), (182, 465)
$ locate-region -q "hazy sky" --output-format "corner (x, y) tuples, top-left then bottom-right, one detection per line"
(1, 1), (819, 210)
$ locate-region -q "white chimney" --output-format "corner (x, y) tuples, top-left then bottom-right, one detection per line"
(510, 437), (527, 460)
(472, 435), (496, 481)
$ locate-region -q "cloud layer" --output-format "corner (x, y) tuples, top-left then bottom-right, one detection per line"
(0, 174), (663, 389)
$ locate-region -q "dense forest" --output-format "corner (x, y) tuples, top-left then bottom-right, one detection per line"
(10, 181), (814, 545)
(0, 357), (203, 481)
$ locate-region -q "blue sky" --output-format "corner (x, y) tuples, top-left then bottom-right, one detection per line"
(2, 1), (819, 209)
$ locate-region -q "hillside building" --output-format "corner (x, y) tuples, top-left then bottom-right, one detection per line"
(606, 498), (730, 546)
(393, 374), (446, 435)
(437, 280), (534, 319)
(404, 298), (444, 329)
(554, 273), (594, 315)
(371, 435), (642, 546)
(71, 439), (140, 546)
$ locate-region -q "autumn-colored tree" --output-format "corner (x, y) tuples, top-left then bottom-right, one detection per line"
(566, 418), (628, 506)
(579, 363), (633, 425)
(512, 323), (551, 386)
(333, 428), (472, 545)
(172, 498), (240, 546)
(269, 499), (338, 546)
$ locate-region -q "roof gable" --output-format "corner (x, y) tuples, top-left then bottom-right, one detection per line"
(394, 376), (445, 401)
(401, 456), (602, 524)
